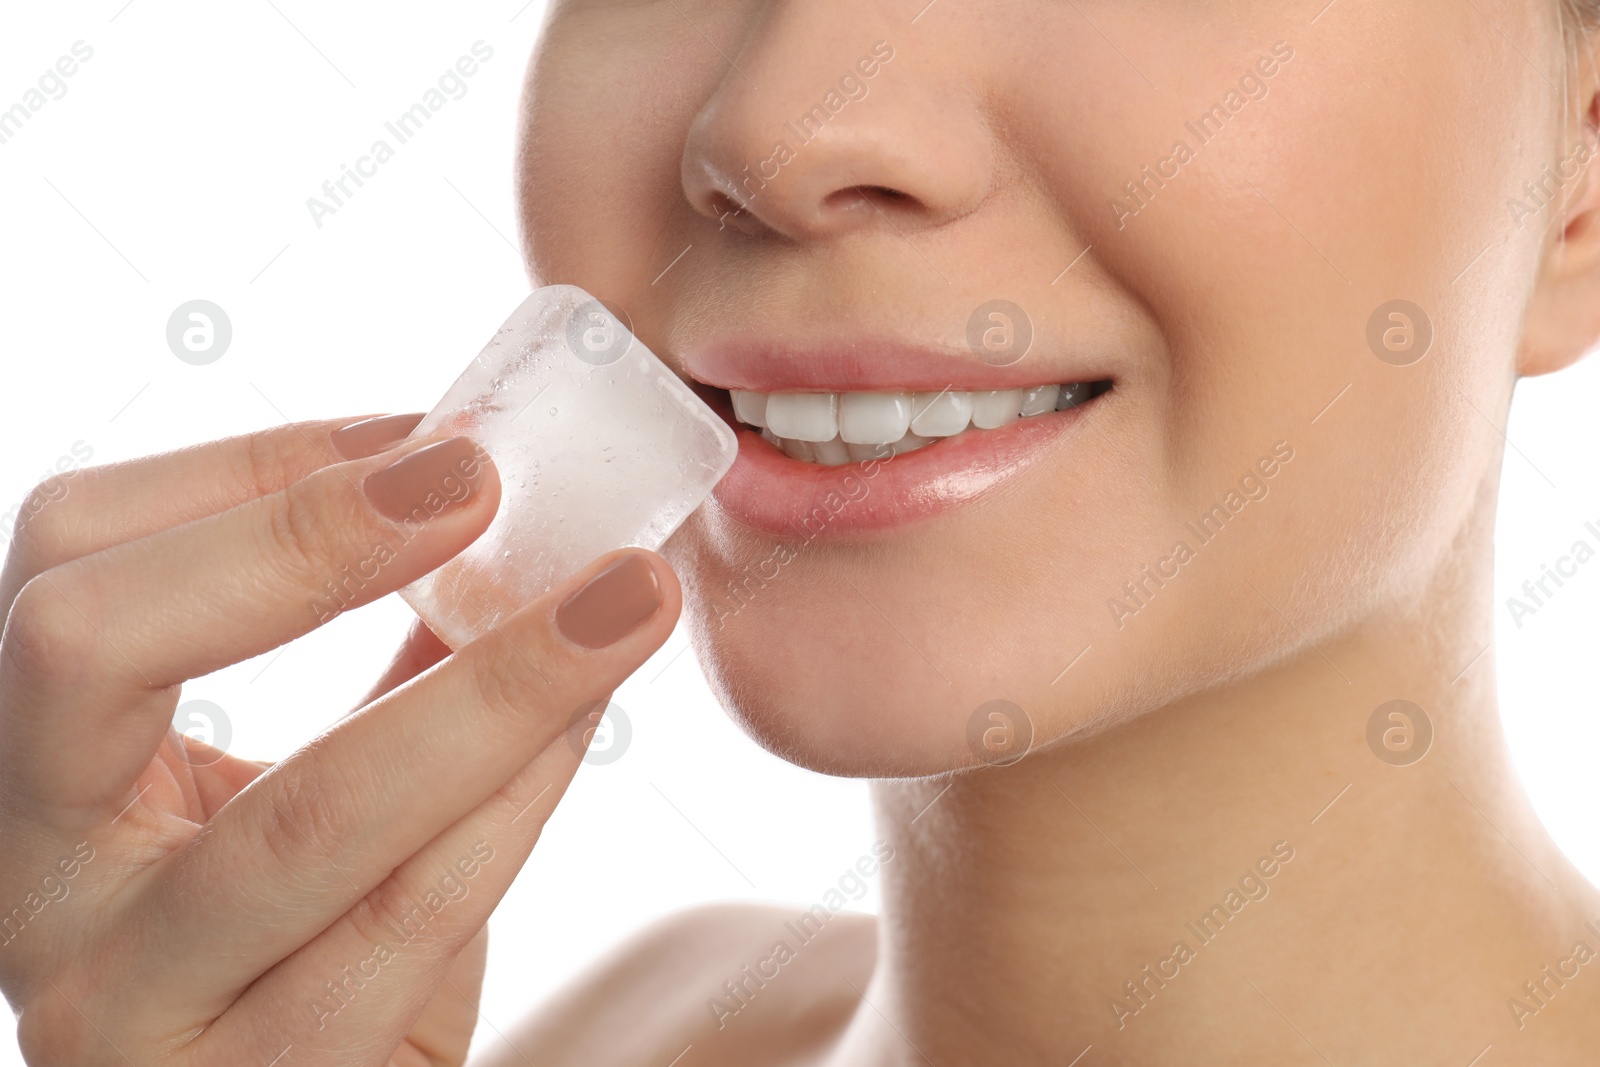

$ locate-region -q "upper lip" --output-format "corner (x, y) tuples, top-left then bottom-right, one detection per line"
(680, 332), (1113, 393)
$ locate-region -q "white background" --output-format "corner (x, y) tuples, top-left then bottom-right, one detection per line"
(0, 2), (1596, 1063)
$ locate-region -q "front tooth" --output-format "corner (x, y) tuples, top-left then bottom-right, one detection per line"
(731, 390), (769, 427)
(1019, 384), (1059, 417)
(910, 390), (974, 437)
(765, 393), (838, 442)
(839, 392), (912, 444)
(760, 427), (780, 447)
(811, 437), (851, 466)
(970, 388), (1025, 429)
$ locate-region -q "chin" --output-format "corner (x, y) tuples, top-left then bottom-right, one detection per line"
(664, 506), (1141, 779)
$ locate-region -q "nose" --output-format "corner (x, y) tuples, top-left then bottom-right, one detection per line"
(680, 11), (995, 241)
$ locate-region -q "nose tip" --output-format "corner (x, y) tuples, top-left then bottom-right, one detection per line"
(679, 40), (993, 242)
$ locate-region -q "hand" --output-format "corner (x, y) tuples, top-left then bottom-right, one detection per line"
(0, 416), (680, 1065)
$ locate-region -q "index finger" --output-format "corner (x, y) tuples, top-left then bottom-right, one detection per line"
(0, 413), (423, 617)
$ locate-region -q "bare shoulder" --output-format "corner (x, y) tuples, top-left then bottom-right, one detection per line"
(471, 901), (877, 1067)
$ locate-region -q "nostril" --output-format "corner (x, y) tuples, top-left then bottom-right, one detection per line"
(826, 184), (915, 215)
(707, 190), (745, 219)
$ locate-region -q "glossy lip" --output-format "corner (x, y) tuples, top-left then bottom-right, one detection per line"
(700, 387), (1106, 537)
(680, 332), (1116, 538)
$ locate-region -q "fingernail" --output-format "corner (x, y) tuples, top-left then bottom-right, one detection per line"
(363, 437), (487, 522)
(331, 413), (426, 460)
(556, 555), (662, 649)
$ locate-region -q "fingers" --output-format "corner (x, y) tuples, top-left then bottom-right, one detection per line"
(0, 434), (498, 814)
(0, 414), (422, 619)
(208, 740), (574, 1065)
(136, 548), (678, 1005)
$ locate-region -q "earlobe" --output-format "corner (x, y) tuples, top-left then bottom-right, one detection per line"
(1517, 87), (1600, 377)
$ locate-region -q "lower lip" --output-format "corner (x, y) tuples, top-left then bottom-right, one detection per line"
(706, 399), (1099, 537)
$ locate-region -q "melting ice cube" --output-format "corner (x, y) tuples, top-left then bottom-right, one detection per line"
(398, 285), (737, 649)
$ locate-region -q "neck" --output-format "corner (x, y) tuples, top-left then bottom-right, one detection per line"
(842, 504), (1600, 1064)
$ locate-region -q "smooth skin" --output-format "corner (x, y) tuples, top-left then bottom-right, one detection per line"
(493, 0), (1600, 1064)
(0, 422), (681, 1064)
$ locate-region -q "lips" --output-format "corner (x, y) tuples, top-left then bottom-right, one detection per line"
(682, 335), (1113, 537)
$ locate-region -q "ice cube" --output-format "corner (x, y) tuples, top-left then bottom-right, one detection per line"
(398, 285), (738, 649)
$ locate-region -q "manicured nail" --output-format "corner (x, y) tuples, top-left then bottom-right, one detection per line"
(556, 555), (662, 649)
(331, 413), (426, 460)
(363, 437), (486, 522)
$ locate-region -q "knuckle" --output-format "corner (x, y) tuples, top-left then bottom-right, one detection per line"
(237, 425), (312, 502)
(258, 483), (340, 591)
(348, 880), (439, 951)
(258, 763), (357, 876)
(1, 574), (103, 682)
(350, 872), (475, 956)
(466, 638), (556, 724)
(7, 475), (85, 576)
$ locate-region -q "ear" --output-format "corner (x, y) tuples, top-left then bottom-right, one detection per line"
(1518, 62), (1600, 378)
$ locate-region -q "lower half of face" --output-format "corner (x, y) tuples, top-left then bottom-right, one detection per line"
(521, 0), (1576, 776)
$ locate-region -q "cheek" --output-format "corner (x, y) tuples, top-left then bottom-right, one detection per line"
(518, 7), (718, 297)
(1020, 6), (1549, 630)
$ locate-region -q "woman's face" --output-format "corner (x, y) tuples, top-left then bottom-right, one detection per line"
(516, 0), (1595, 776)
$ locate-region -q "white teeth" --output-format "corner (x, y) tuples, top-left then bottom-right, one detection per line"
(731, 390), (768, 428)
(839, 392), (912, 445)
(765, 392), (838, 442)
(971, 388), (1025, 429)
(1019, 384), (1059, 417)
(910, 390), (975, 437)
(742, 382), (1099, 464)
